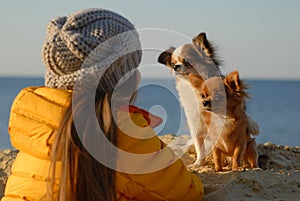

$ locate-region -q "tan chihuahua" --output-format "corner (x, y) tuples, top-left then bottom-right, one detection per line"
(189, 71), (259, 171)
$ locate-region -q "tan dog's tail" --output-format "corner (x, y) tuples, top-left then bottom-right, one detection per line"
(247, 116), (260, 136)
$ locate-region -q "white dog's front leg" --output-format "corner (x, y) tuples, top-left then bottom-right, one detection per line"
(193, 135), (206, 166)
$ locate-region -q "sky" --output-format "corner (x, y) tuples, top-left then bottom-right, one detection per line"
(0, 0), (300, 80)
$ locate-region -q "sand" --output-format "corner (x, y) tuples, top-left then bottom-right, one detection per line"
(1, 135), (300, 200)
(0, 149), (18, 198)
(161, 135), (300, 201)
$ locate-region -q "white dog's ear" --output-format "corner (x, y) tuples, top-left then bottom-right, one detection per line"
(189, 73), (204, 89)
(193, 32), (221, 66)
(193, 33), (213, 55)
(158, 47), (175, 67)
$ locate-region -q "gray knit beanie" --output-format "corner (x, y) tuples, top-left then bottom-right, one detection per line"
(42, 8), (142, 90)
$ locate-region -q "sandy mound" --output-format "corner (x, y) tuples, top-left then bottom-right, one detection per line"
(160, 134), (300, 201)
(0, 149), (18, 197)
(1, 135), (300, 200)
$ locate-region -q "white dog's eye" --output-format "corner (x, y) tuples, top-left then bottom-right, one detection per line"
(183, 59), (192, 67)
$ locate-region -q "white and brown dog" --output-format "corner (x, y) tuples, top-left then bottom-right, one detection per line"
(158, 32), (259, 167)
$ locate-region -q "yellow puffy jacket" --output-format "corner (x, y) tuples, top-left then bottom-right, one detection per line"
(2, 87), (204, 201)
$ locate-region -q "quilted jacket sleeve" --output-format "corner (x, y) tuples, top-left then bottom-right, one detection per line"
(8, 87), (72, 160)
(115, 109), (204, 201)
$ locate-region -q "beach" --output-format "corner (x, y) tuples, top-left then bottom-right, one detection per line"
(1, 135), (300, 200)
(0, 149), (18, 198)
(161, 135), (300, 201)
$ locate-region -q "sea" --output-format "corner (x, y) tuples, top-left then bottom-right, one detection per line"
(1, 77), (300, 150)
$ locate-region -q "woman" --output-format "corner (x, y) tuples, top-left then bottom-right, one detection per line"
(2, 8), (204, 201)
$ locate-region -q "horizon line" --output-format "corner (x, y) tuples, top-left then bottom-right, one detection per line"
(0, 74), (300, 81)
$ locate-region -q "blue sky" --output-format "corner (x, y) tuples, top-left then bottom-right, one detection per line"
(0, 0), (300, 79)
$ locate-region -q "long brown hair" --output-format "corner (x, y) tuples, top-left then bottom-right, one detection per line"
(49, 91), (117, 201)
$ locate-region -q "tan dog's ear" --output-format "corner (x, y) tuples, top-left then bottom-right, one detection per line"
(189, 73), (204, 89)
(224, 71), (241, 91)
(224, 71), (249, 98)
(158, 47), (175, 67)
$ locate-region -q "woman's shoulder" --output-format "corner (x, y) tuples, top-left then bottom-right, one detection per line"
(15, 86), (72, 105)
(8, 86), (72, 159)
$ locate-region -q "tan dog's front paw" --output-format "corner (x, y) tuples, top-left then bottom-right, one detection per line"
(232, 166), (245, 172)
(214, 166), (223, 172)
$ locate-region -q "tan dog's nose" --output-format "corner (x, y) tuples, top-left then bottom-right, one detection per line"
(203, 100), (211, 107)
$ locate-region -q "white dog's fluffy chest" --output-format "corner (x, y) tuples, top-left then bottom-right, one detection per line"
(175, 76), (200, 137)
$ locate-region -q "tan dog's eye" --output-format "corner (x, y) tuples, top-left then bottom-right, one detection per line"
(214, 94), (223, 101)
(201, 93), (206, 99)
